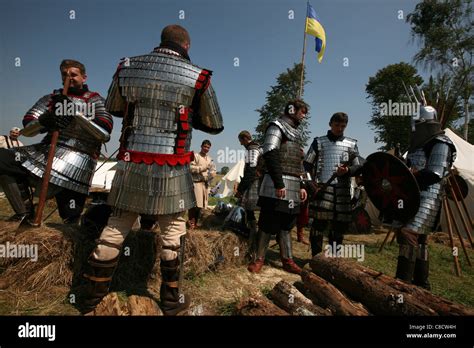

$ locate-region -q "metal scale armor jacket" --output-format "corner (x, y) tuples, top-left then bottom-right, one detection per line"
(105, 47), (224, 215)
(19, 89), (113, 195)
(404, 134), (456, 234)
(259, 116), (304, 204)
(238, 141), (262, 210)
(304, 134), (360, 222)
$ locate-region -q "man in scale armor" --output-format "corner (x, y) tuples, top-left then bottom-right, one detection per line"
(247, 100), (308, 275)
(79, 25), (223, 315)
(235, 130), (263, 256)
(303, 112), (362, 257)
(395, 104), (455, 289)
(0, 59), (113, 224)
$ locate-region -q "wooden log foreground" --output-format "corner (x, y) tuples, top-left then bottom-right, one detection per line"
(361, 267), (474, 316)
(310, 255), (473, 316)
(301, 270), (369, 316)
(87, 293), (163, 316)
(270, 280), (331, 316)
(236, 296), (289, 316)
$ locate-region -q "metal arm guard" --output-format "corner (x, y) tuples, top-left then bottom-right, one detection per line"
(192, 83), (224, 134)
(75, 114), (111, 143)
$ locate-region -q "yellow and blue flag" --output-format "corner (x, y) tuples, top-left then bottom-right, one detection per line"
(305, 3), (326, 63)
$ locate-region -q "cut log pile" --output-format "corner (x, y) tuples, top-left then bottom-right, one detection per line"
(238, 255), (474, 316)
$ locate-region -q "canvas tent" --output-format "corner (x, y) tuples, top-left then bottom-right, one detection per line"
(90, 160), (117, 191)
(365, 128), (473, 234)
(215, 159), (245, 197)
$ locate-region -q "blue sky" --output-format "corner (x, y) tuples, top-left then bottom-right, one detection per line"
(0, 0), (425, 169)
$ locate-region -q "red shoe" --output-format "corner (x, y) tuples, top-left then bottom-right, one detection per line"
(296, 228), (310, 245)
(247, 258), (264, 273)
(281, 258), (302, 274)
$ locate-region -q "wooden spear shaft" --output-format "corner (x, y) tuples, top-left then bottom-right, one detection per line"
(445, 195), (472, 267)
(443, 198), (461, 276)
(31, 75), (71, 226)
(447, 176), (474, 247)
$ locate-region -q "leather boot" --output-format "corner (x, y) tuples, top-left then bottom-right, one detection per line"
(296, 227), (310, 245)
(278, 230), (302, 274)
(79, 255), (119, 314)
(309, 228), (324, 257)
(395, 244), (417, 283)
(0, 175), (33, 223)
(247, 230), (271, 273)
(160, 258), (190, 316)
(413, 244), (431, 290)
(246, 220), (258, 261)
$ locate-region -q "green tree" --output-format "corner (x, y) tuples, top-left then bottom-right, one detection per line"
(255, 63), (310, 147)
(407, 0), (474, 139)
(366, 62), (424, 152)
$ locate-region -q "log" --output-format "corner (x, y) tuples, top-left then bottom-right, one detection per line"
(270, 280), (331, 316)
(361, 267), (474, 316)
(89, 293), (124, 316)
(310, 256), (439, 316)
(236, 296), (289, 316)
(301, 270), (369, 316)
(127, 295), (163, 316)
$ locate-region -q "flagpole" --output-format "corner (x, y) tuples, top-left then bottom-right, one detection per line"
(298, 2), (308, 99)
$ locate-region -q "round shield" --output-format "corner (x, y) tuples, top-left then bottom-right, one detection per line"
(362, 152), (420, 223)
(447, 175), (469, 201)
(351, 207), (372, 234)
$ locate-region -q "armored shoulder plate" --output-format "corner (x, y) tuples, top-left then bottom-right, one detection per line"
(245, 143), (262, 168)
(272, 116), (300, 142)
(262, 124), (283, 154)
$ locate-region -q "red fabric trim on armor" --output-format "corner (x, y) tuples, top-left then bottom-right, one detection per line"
(118, 149), (193, 166)
(95, 116), (113, 131)
(194, 69), (212, 93)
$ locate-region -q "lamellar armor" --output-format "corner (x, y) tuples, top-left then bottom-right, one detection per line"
(19, 89), (113, 194)
(404, 134), (455, 234)
(304, 134), (360, 222)
(259, 116), (304, 206)
(237, 141), (262, 210)
(106, 47), (223, 215)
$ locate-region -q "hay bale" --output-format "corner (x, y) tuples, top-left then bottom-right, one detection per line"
(0, 223), (79, 292)
(0, 220), (250, 303)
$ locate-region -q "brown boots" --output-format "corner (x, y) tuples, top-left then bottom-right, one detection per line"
(79, 255), (119, 314)
(160, 258), (190, 316)
(247, 230), (301, 275)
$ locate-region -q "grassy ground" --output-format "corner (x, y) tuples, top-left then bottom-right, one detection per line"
(0, 196), (473, 315)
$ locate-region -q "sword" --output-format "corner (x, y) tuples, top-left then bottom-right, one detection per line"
(31, 73), (72, 227)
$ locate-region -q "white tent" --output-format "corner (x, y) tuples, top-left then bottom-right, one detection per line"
(366, 128), (473, 233)
(440, 129), (473, 234)
(90, 161), (117, 191)
(215, 159), (245, 197)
